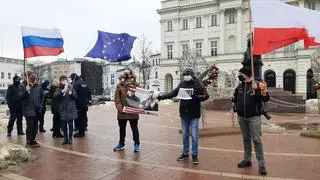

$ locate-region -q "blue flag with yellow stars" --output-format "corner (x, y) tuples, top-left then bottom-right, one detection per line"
(85, 31), (136, 62)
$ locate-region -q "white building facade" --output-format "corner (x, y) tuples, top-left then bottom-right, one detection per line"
(157, 0), (320, 98)
(0, 57), (33, 96)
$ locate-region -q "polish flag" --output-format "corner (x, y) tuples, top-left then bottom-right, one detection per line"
(251, 0), (320, 55)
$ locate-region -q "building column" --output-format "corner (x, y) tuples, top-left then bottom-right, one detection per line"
(298, 0), (304, 7)
(189, 16), (195, 49)
(203, 14), (209, 56)
(236, 7), (243, 52)
(219, 10), (225, 54)
(174, 18), (180, 58)
(160, 20), (166, 60)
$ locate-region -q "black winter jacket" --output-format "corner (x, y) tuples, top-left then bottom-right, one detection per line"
(233, 81), (270, 118)
(158, 79), (209, 120)
(6, 84), (24, 109)
(20, 83), (44, 117)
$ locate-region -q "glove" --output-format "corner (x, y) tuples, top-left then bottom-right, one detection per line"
(68, 90), (72, 95)
(26, 86), (31, 94)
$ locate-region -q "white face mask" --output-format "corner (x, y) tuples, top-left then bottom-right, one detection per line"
(183, 75), (192, 82)
(61, 80), (67, 85)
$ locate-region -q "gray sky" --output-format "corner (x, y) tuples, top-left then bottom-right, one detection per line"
(0, 0), (161, 61)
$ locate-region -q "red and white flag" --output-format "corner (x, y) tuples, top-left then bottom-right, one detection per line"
(251, 0), (320, 55)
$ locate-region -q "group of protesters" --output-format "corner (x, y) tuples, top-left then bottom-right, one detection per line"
(6, 71), (91, 146)
(6, 66), (270, 176)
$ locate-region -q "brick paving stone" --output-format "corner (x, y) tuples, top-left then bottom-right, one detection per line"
(0, 104), (318, 180)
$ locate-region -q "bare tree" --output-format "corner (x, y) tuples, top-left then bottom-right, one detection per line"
(130, 35), (154, 88)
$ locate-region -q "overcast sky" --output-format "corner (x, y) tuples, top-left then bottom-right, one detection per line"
(0, 0), (161, 61)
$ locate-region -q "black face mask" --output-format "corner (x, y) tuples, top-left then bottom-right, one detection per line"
(13, 81), (20, 86)
(238, 75), (245, 82)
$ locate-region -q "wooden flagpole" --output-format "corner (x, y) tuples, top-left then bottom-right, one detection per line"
(248, 0), (255, 80)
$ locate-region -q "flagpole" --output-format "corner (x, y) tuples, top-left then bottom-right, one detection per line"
(248, 0), (255, 80)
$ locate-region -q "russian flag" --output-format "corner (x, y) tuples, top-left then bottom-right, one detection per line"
(251, 0), (320, 55)
(21, 26), (64, 58)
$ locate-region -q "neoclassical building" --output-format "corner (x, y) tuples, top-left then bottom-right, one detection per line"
(157, 0), (319, 99)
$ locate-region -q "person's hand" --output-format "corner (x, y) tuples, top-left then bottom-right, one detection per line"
(251, 81), (258, 89)
(26, 86), (31, 94)
(127, 91), (133, 97)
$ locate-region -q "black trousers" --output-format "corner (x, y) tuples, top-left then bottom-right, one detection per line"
(75, 109), (87, 134)
(25, 116), (38, 143)
(61, 120), (73, 142)
(118, 119), (140, 145)
(53, 113), (62, 136)
(7, 107), (23, 133)
(38, 107), (46, 130)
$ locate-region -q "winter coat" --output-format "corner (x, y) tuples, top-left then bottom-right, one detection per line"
(233, 81), (270, 118)
(49, 86), (59, 114)
(20, 83), (44, 117)
(114, 81), (140, 120)
(6, 84), (24, 109)
(158, 78), (209, 120)
(54, 84), (78, 122)
(73, 78), (92, 110)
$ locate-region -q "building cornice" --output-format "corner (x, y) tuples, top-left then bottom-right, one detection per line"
(157, 1), (218, 15)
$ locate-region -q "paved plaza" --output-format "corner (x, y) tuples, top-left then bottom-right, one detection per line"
(0, 103), (319, 180)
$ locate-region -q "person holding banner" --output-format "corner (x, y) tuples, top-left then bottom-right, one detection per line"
(156, 68), (209, 164)
(113, 69), (141, 153)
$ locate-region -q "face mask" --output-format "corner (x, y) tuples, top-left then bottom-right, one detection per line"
(183, 75), (193, 82)
(238, 75), (245, 82)
(13, 81), (20, 86)
(61, 80), (67, 85)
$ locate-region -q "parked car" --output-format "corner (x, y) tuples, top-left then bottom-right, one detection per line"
(0, 97), (6, 104)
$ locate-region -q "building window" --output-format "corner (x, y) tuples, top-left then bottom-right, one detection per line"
(182, 44), (189, 57)
(284, 44), (296, 57)
(305, 0), (316, 10)
(155, 71), (158, 79)
(167, 45), (173, 59)
(167, 20), (173, 31)
(210, 41), (218, 56)
(211, 14), (218, 26)
(158, 58), (161, 65)
(195, 42), (202, 56)
(228, 11), (236, 24)
(1, 72), (4, 79)
(196, 17), (202, 28)
(8, 73), (11, 80)
(182, 19), (188, 30)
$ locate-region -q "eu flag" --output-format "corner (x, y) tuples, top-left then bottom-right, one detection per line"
(85, 31), (136, 62)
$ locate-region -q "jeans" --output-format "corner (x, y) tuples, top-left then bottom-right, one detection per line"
(7, 107), (23, 133)
(61, 120), (74, 142)
(25, 116), (38, 143)
(118, 119), (140, 145)
(238, 116), (265, 167)
(181, 118), (199, 156)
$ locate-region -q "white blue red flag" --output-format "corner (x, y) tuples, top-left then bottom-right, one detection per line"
(21, 26), (64, 58)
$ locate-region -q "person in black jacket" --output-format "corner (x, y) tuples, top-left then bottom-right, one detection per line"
(157, 68), (209, 164)
(20, 71), (44, 148)
(6, 75), (24, 137)
(38, 80), (50, 133)
(49, 79), (63, 138)
(69, 73), (91, 137)
(233, 67), (270, 176)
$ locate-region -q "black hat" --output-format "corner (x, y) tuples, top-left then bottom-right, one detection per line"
(13, 76), (21, 82)
(239, 67), (252, 77)
(69, 73), (79, 80)
(182, 68), (194, 76)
